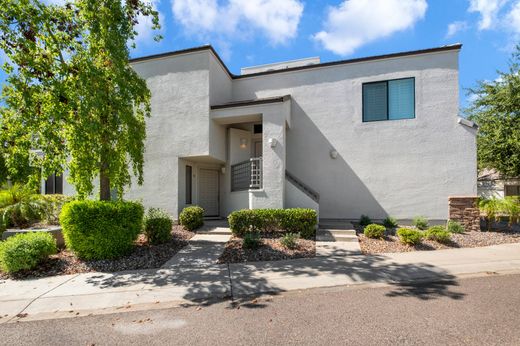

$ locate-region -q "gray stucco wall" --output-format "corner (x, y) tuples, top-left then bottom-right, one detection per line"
(231, 50), (476, 220)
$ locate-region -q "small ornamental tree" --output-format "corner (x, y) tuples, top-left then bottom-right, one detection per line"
(0, 0), (161, 199)
(467, 45), (520, 179)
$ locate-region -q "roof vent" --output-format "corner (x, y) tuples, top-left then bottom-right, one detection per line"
(241, 57), (320, 75)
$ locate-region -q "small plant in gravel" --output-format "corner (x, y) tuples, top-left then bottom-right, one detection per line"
(280, 233), (300, 249)
(179, 206), (204, 231)
(363, 224), (386, 239)
(0, 232), (57, 273)
(397, 228), (423, 245)
(243, 232), (261, 249)
(144, 208), (173, 245)
(359, 215), (372, 227)
(383, 216), (398, 228)
(412, 216), (429, 230)
(447, 220), (465, 234)
(425, 226), (452, 244)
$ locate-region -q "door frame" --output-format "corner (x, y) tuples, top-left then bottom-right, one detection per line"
(198, 168), (220, 217)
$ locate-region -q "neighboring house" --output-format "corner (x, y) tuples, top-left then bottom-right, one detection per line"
(478, 168), (520, 199)
(50, 44), (477, 222)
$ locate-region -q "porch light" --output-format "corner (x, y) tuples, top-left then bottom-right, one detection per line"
(268, 138), (277, 148)
(240, 138), (247, 149)
(330, 149), (338, 159)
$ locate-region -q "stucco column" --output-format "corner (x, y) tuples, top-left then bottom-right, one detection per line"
(250, 109), (286, 209)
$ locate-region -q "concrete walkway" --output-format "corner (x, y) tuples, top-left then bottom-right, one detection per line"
(2, 243), (520, 323)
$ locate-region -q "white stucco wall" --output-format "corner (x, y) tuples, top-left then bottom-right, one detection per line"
(285, 179), (319, 213)
(232, 49), (476, 220)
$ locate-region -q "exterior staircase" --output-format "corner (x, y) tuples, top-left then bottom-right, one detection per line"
(317, 220), (358, 242)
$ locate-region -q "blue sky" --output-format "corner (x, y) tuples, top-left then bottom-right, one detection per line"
(3, 0), (520, 109)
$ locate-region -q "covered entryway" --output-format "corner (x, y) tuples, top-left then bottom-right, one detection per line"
(199, 169), (220, 216)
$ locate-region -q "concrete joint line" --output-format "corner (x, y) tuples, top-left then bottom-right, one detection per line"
(6, 274), (81, 323)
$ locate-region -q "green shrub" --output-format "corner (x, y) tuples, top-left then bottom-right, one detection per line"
(144, 208), (173, 245)
(40, 194), (74, 225)
(0, 184), (46, 228)
(447, 220), (465, 234)
(359, 214), (372, 227)
(397, 228), (423, 245)
(228, 208), (317, 239)
(0, 232), (57, 273)
(243, 231), (261, 249)
(363, 224), (386, 239)
(412, 216), (429, 230)
(383, 216), (398, 228)
(179, 206), (204, 231)
(60, 200), (144, 260)
(425, 226), (452, 244)
(280, 233), (299, 249)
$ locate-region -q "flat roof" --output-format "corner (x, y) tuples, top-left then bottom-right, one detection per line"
(130, 43), (462, 80)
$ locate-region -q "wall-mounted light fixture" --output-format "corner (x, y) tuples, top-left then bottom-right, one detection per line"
(269, 138), (277, 148)
(221, 166), (226, 174)
(330, 149), (338, 159)
(240, 138), (247, 149)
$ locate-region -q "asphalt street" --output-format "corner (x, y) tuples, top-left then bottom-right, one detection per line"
(1, 273), (519, 345)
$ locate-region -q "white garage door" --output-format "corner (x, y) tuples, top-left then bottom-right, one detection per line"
(198, 169), (219, 216)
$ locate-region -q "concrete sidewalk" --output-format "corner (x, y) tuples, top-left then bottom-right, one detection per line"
(2, 243), (520, 323)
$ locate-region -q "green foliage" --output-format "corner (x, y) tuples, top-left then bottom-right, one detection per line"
(447, 220), (465, 234)
(0, 0), (162, 199)
(412, 216), (429, 230)
(363, 224), (386, 239)
(280, 233), (300, 249)
(425, 226), (452, 244)
(502, 197), (520, 226)
(0, 232), (57, 273)
(479, 197), (502, 231)
(467, 46), (520, 178)
(397, 228), (423, 245)
(40, 194), (74, 225)
(359, 215), (372, 227)
(243, 232), (261, 249)
(60, 200), (144, 260)
(383, 216), (398, 228)
(228, 209), (317, 239)
(144, 208), (173, 245)
(0, 184), (46, 228)
(179, 206), (204, 231)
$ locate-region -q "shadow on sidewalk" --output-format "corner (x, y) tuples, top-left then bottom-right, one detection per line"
(83, 246), (465, 307)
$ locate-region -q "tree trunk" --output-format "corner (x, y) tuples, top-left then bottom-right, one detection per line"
(99, 154), (111, 201)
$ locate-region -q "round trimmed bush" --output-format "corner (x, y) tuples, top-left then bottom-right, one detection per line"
(425, 226), (452, 244)
(60, 200), (144, 260)
(397, 228), (423, 245)
(383, 216), (398, 228)
(412, 216), (429, 230)
(447, 220), (465, 234)
(0, 232), (57, 273)
(179, 206), (204, 231)
(364, 224), (386, 239)
(359, 215), (372, 227)
(144, 208), (173, 245)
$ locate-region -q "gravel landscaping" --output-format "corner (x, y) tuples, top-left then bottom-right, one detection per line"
(218, 234), (316, 263)
(0, 226), (195, 280)
(356, 222), (520, 255)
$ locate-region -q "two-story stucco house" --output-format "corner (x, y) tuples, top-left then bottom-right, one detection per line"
(50, 43), (477, 222)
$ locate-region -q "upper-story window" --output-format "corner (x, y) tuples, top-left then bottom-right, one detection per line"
(362, 77), (415, 122)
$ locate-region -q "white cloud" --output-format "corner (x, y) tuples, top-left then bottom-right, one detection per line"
(506, 1), (520, 35)
(468, 0), (509, 30)
(171, 0), (304, 45)
(134, 0), (165, 46)
(446, 21), (469, 38)
(312, 0), (427, 56)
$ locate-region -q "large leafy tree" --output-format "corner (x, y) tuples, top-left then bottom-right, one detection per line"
(467, 46), (520, 178)
(0, 0), (161, 199)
